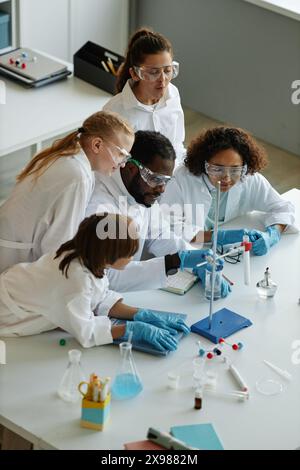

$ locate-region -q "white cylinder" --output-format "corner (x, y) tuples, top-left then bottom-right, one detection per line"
(229, 364), (249, 392)
(243, 235), (251, 286)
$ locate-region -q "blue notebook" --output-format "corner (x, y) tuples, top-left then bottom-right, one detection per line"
(112, 311), (187, 356)
(191, 308), (252, 344)
(171, 423), (224, 450)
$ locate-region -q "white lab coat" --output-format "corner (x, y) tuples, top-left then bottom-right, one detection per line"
(86, 169), (191, 292)
(0, 252), (122, 348)
(103, 80), (186, 164)
(160, 165), (298, 241)
(0, 149), (95, 273)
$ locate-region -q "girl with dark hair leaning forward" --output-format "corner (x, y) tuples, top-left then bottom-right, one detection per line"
(0, 213), (189, 351)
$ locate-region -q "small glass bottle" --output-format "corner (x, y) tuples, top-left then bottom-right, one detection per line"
(205, 262), (222, 300)
(256, 267), (278, 298)
(57, 349), (86, 403)
(194, 387), (203, 410)
(111, 342), (143, 400)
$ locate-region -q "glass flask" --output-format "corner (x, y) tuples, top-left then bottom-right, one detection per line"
(111, 342), (143, 400)
(57, 349), (86, 403)
(256, 267), (277, 298)
(205, 263), (222, 300)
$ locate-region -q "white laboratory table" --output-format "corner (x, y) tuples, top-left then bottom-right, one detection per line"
(0, 65), (111, 158)
(0, 189), (299, 450)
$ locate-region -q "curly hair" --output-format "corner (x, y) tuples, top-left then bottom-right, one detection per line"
(184, 127), (268, 176)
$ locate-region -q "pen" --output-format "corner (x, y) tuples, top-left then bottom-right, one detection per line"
(147, 427), (197, 450)
(100, 377), (111, 401)
(106, 57), (117, 76)
(101, 60), (110, 73)
(222, 274), (234, 286)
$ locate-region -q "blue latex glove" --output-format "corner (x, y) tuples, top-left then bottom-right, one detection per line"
(215, 229), (249, 246)
(248, 225), (281, 256)
(192, 259), (232, 298)
(123, 321), (178, 352)
(178, 249), (212, 270)
(134, 309), (190, 336)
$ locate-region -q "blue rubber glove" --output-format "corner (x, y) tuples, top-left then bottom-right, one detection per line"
(134, 309), (190, 336)
(248, 225), (281, 256)
(216, 229), (249, 246)
(192, 259), (232, 298)
(178, 249), (212, 270)
(123, 321), (178, 352)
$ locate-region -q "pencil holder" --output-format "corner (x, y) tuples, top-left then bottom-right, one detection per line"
(80, 393), (111, 431)
(74, 41), (124, 94)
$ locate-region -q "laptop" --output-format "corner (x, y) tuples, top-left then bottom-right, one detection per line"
(0, 48), (71, 86)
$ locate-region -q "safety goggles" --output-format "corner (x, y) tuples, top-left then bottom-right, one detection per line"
(106, 141), (132, 166)
(129, 158), (171, 188)
(133, 61), (179, 82)
(205, 161), (247, 179)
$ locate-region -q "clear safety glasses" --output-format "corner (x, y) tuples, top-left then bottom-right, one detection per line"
(133, 61), (179, 82)
(106, 142), (132, 166)
(205, 161), (247, 180)
(129, 158), (171, 188)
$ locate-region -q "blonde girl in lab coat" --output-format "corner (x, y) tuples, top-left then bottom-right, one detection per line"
(161, 127), (297, 256)
(103, 28), (186, 164)
(0, 111), (134, 273)
(0, 213), (188, 351)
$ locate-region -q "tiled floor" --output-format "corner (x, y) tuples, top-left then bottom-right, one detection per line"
(184, 107), (300, 194)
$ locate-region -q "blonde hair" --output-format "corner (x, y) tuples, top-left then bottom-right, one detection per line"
(17, 111), (134, 183)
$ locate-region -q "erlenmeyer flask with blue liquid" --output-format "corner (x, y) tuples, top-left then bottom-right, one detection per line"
(112, 341), (143, 400)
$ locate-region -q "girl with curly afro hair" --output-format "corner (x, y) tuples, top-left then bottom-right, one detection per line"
(161, 127), (296, 257)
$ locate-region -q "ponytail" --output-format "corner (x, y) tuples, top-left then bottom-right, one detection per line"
(17, 130), (80, 183)
(17, 111), (134, 183)
(116, 27), (173, 93)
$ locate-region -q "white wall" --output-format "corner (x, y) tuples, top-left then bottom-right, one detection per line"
(70, 0), (129, 57)
(18, 0), (129, 61)
(19, 0), (70, 60)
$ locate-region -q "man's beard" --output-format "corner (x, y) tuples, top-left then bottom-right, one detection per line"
(127, 174), (160, 207)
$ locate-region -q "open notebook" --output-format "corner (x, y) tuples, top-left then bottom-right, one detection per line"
(161, 270), (198, 295)
(112, 311), (187, 356)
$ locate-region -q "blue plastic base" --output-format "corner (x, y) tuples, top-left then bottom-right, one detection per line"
(191, 308), (252, 344)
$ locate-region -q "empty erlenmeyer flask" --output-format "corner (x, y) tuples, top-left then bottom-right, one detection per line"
(57, 349), (86, 403)
(111, 342), (143, 400)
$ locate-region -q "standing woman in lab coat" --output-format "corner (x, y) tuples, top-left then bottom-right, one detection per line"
(103, 28), (186, 164)
(160, 127), (297, 255)
(0, 213), (188, 351)
(0, 111), (134, 273)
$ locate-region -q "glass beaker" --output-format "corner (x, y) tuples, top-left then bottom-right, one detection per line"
(57, 349), (86, 403)
(205, 265), (222, 300)
(111, 342), (143, 400)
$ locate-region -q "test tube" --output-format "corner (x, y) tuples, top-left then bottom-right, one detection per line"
(205, 388), (249, 401)
(243, 235), (251, 286)
(228, 364), (249, 392)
